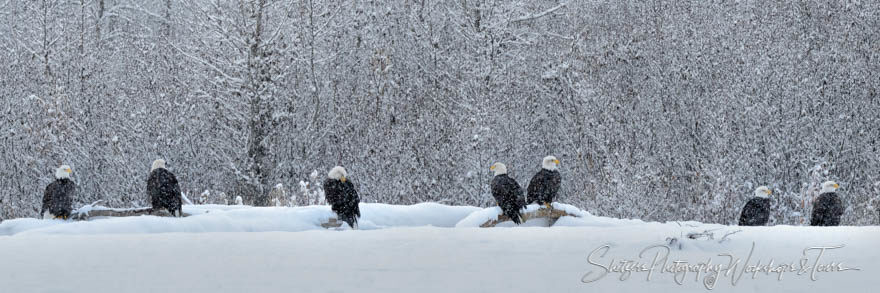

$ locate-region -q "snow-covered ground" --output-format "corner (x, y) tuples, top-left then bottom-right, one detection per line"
(0, 203), (876, 292)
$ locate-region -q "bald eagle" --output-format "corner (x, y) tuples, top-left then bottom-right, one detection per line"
(41, 165), (75, 220)
(738, 186), (772, 226)
(147, 159), (183, 217)
(811, 181), (844, 226)
(323, 166), (361, 228)
(490, 162), (526, 225)
(527, 156), (561, 207)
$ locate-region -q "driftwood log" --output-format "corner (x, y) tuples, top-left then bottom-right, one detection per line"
(71, 201), (346, 229)
(70, 203), (192, 221)
(480, 207), (577, 228)
(321, 217), (343, 229)
(321, 217), (365, 229)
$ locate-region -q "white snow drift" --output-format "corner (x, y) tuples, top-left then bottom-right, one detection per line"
(0, 203), (876, 293)
(0, 203), (481, 236)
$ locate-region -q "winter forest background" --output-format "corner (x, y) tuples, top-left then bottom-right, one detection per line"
(0, 0), (878, 225)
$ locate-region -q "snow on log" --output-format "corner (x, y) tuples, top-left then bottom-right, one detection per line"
(456, 203), (588, 228)
(70, 201), (191, 220)
(320, 217), (343, 229)
(479, 206), (574, 227)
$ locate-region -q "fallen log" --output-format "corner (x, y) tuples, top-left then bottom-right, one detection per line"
(480, 206), (576, 228)
(71, 201), (347, 229)
(70, 201), (191, 220)
(321, 217), (343, 229)
(320, 217), (363, 230)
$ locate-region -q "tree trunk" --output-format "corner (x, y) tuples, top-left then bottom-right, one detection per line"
(245, 0), (271, 206)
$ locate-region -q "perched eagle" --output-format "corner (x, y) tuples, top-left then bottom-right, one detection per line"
(738, 186), (772, 226)
(147, 159), (183, 217)
(41, 165), (75, 219)
(527, 156), (561, 207)
(811, 181), (844, 226)
(490, 162), (526, 225)
(323, 166), (361, 228)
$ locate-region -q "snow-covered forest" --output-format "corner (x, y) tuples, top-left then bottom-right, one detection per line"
(0, 0), (878, 225)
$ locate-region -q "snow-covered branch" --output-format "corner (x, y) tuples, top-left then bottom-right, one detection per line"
(511, 3), (567, 23)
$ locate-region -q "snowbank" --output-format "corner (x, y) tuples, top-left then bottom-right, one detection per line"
(358, 202), (480, 228)
(0, 203), (877, 292)
(0, 224), (876, 293)
(0, 202), (716, 236)
(0, 203), (481, 236)
(455, 202), (644, 227)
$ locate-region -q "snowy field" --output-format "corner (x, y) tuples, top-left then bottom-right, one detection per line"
(0, 203), (876, 293)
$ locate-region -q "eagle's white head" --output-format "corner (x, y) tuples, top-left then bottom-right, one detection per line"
(151, 159), (166, 172)
(542, 156), (560, 171)
(754, 186), (772, 199)
(55, 165), (72, 180)
(820, 181), (840, 194)
(329, 166), (348, 182)
(490, 162), (508, 176)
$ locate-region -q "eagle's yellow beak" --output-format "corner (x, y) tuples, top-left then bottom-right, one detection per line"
(766, 189), (772, 195)
(66, 168), (72, 174)
(833, 183), (839, 189)
(341, 176), (347, 183)
(554, 159), (560, 165)
(490, 165), (496, 171)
